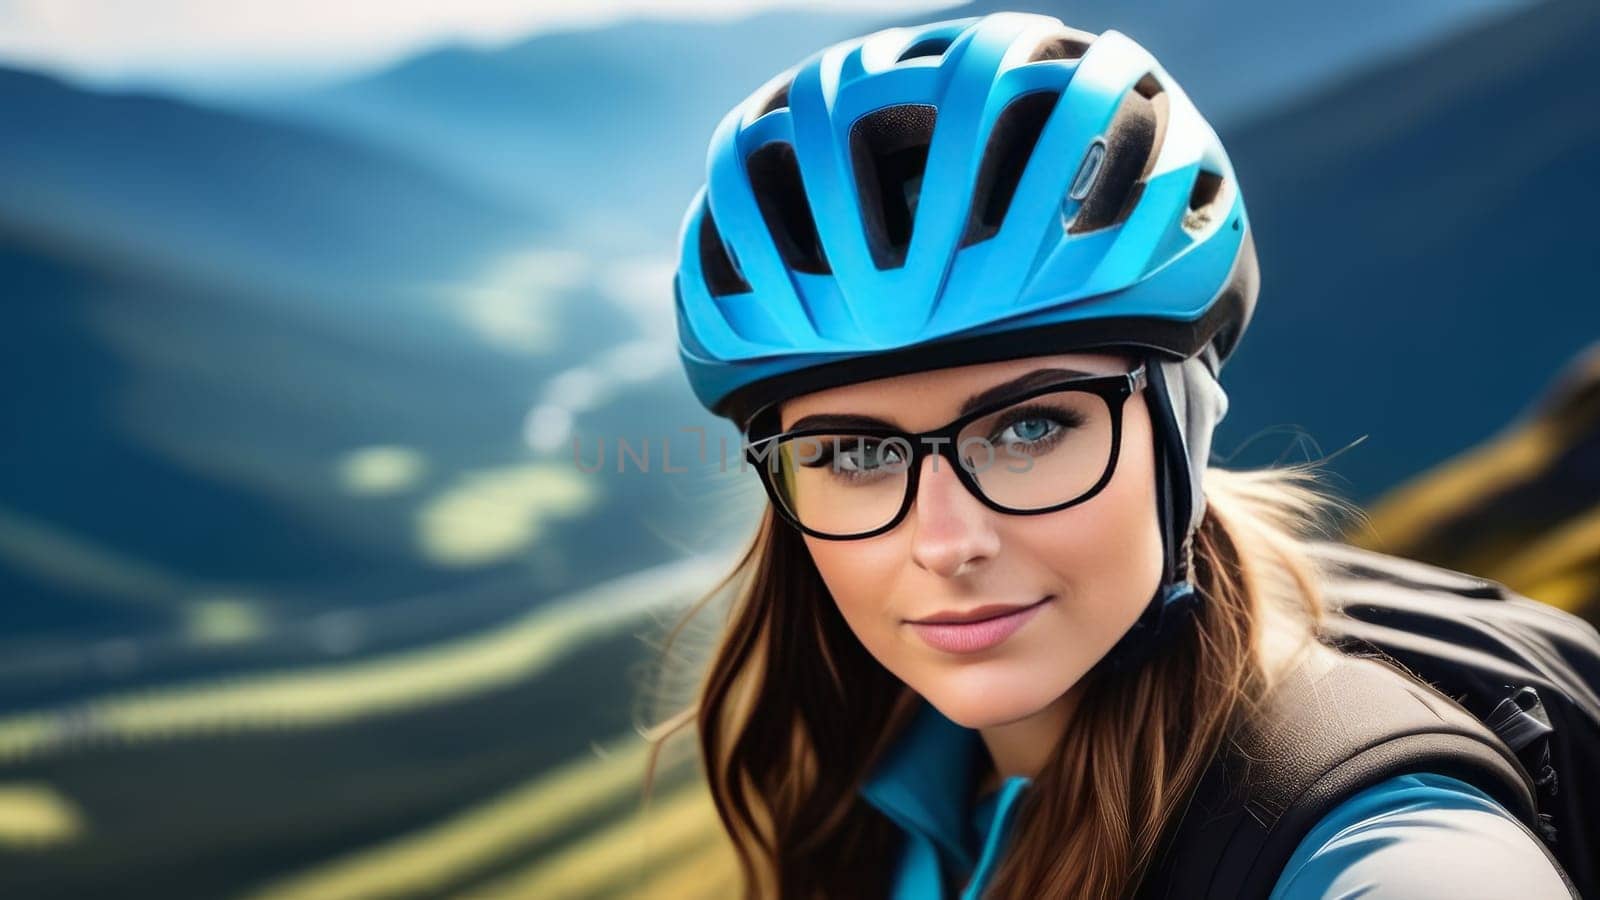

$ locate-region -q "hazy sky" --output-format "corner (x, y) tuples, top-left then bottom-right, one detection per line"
(0, 0), (955, 88)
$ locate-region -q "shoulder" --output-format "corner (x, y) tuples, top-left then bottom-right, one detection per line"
(1267, 771), (1575, 900)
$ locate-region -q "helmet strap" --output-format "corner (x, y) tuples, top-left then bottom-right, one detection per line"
(1092, 348), (1227, 675)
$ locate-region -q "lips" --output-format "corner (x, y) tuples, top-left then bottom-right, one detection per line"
(911, 600), (1045, 625)
(906, 595), (1054, 654)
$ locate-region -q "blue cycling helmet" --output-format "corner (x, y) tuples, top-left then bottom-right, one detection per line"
(673, 12), (1259, 668)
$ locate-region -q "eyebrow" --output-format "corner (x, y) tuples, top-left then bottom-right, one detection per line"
(785, 367), (1095, 432)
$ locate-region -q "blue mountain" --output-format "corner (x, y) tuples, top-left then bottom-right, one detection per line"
(1214, 0), (1600, 501)
(0, 65), (540, 312)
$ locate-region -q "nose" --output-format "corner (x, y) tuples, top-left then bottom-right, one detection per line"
(908, 452), (1001, 578)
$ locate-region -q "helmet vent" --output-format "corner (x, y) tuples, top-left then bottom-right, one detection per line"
(961, 90), (1060, 247)
(1027, 30), (1093, 63)
(1183, 170), (1225, 231)
(1066, 80), (1163, 235)
(746, 141), (831, 275)
(898, 35), (954, 63)
(699, 201), (751, 296)
(850, 103), (937, 269)
(755, 80), (791, 118)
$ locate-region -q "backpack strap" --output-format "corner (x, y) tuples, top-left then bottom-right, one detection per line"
(1135, 649), (1543, 900)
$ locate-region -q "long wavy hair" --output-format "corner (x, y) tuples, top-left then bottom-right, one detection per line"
(640, 462), (1356, 899)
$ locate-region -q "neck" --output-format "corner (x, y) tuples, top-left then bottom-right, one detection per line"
(974, 681), (1083, 796)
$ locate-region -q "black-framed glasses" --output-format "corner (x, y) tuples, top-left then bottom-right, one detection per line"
(745, 363), (1148, 540)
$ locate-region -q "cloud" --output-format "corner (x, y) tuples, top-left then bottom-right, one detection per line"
(0, 0), (954, 85)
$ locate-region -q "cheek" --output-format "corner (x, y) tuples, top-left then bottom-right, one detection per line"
(1039, 468), (1162, 612)
(803, 537), (918, 674)
(1019, 406), (1166, 650)
(804, 538), (895, 626)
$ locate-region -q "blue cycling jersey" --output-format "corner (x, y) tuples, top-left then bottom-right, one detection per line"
(861, 696), (1570, 899)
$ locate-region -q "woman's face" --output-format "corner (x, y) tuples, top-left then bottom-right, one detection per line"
(780, 352), (1165, 729)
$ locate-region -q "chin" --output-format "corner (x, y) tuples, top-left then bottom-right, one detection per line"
(924, 672), (1075, 729)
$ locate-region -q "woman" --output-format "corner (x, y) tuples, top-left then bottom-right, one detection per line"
(645, 12), (1576, 899)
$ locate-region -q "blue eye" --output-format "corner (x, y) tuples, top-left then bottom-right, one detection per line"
(1004, 417), (1055, 444)
(989, 402), (1085, 452)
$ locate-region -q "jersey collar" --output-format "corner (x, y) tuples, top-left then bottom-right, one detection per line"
(858, 695), (991, 870)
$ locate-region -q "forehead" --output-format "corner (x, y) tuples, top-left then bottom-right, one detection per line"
(778, 351), (1133, 431)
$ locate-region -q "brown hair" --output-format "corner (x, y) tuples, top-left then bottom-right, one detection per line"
(640, 463), (1353, 899)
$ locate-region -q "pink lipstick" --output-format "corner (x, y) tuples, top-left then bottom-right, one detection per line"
(907, 596), (1053, 654)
